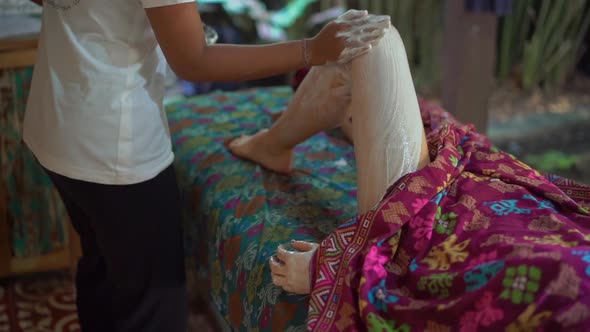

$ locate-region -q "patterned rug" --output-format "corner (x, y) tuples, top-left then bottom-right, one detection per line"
(0, 272), (77, 332)
(0, 271), (217, 332)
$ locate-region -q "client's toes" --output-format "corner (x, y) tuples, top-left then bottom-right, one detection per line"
(225, 129), (294, 174)
(227, 129), (270, 152)
(226, 135), (249, 150)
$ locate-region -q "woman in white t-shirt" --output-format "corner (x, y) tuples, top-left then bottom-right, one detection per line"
(24, 1), (388, 331)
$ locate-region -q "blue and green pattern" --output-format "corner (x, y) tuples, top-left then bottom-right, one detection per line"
(0, 67), (67, 258)
(167, 87), (358, 331)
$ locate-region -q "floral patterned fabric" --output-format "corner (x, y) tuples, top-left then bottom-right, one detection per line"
(167, 87), (358, 331)
(0, 67), (67, 258)
(308, 99), (590, 331)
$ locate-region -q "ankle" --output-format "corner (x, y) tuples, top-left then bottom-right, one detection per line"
(261, 130), (294, 155)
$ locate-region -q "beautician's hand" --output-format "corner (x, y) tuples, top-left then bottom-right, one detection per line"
(309, 10), (391, 66)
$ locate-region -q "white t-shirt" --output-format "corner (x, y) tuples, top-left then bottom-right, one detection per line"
(24, 0), (195, 185)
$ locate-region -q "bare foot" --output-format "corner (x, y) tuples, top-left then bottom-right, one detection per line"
(227, 129), (295, 174)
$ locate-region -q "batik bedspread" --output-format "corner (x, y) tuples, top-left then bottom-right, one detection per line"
(307, 100), (590, 331)
(167, 87), (358, 331)
(168, 87), (590, 332)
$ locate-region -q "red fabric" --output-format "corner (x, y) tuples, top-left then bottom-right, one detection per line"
(307, 99), (590, 331)
(0, 272), (218, 331)
(292, 67), (311, 91)
(0, 273), (80, 331)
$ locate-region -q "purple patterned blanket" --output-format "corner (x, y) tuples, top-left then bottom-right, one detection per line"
(308, 99), (590, 331)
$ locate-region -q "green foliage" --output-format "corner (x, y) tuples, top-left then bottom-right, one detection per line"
(499, 0), (590, 91)
(346, 0), (590, 94)
(498, 0), (534, 81)
(216, 0), (589, 94)
(524, 150), (579, 172)
(349, 0), (444, 95)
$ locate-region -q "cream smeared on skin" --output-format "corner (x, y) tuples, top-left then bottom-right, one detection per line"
(329, 11), (391, 65)
(351, 26), (424, 214)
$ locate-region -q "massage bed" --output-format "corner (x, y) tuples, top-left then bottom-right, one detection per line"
(169, 86), (356, 331)
(167, 87), (590, 331)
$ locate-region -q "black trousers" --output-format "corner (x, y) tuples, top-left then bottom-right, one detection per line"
(44, 165), (187, 332)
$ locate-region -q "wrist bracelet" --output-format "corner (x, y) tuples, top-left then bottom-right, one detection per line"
(301, 39), (311, 67)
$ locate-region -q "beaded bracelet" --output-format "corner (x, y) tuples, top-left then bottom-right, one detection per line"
(301, 39), (311, 67)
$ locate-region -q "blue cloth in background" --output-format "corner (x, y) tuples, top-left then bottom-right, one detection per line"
(465, 0), (513, 16)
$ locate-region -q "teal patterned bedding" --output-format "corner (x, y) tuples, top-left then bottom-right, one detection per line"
(1, 66), (67, 258)
(166, 87), (358, 331)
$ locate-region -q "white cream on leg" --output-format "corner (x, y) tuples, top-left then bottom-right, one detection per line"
(351, 26), (425, 214)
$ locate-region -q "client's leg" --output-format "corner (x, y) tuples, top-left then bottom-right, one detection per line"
(270, 26), (430, 294)
(351, 26), (430, 214)
(228, 65), (351, 173)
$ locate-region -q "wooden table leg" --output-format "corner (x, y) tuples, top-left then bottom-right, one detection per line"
(0, 191), (12, 277)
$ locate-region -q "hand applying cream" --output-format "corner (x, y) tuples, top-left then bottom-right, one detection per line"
(307, 9), (391, 66)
